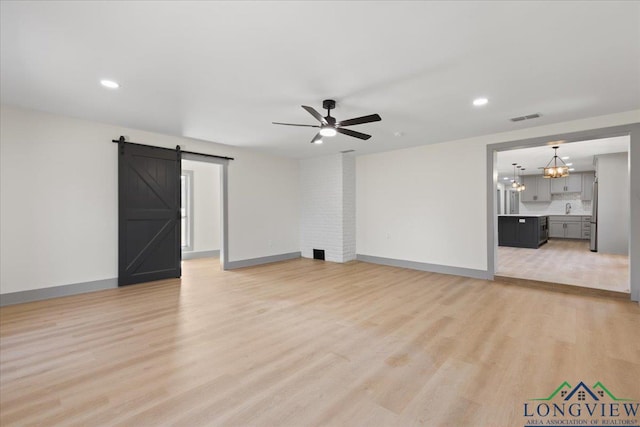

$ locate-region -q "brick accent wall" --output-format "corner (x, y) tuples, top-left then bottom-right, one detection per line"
(300, 152), (355, 262)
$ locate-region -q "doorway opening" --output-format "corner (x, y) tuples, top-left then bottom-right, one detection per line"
(180, 153), (228, 270)
(488, 131), (633, 296)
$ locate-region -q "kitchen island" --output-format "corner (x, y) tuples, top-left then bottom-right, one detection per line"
(498, 215), (548, 248)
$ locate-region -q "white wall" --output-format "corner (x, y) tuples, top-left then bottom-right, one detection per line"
(342, 154), (356, 261)
(181, 159), (220, 253)
(596, 152), (629, 255)
(226, 150), (299, 261)
(0, 105), (299, 294)
(300, 153), (355, 263)
(356, 110), (639, 275)
(357, 140), (487, 271)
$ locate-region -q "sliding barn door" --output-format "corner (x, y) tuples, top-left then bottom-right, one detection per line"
(118, 143), (181, 286)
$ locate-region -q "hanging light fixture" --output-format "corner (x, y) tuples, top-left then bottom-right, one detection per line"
(517, 167), (526, 192)
(543, 146), (569, 178)
(511, 163), (519, 189)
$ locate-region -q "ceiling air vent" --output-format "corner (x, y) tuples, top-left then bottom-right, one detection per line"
(510, 113), (542, 122)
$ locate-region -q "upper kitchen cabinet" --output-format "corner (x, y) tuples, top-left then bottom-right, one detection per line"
(550, 173), (582, 194)
(581, 171), (596, 201)
(521, 175), (551, 202)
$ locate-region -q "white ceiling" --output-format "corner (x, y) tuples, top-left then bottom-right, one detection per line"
(1, 1), (639, 158)
(496, 135), (630, 181)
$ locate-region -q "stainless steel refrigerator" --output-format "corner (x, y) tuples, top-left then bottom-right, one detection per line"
(590, 178), (598, 252)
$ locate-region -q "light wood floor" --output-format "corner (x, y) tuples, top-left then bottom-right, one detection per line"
(1, 258), (639, 426)
(497, 239), (630, 293)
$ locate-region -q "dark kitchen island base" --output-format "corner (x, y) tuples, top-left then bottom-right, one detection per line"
(498, 215), (548, 249)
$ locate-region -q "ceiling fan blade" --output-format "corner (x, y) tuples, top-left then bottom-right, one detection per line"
(302, 105), (328, 125)
(338, 113), (381, 127)
(272, 122), (320, 128)
(310, 133), (323, 144)
(336, 127), (371, 140)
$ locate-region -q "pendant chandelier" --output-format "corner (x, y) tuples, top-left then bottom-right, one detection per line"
(517, 168), (526, 192)
(543, 146), (569, 178)
(511, 163), (519, 189)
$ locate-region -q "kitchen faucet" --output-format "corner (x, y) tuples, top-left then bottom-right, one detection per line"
(565, 202), (571, 214)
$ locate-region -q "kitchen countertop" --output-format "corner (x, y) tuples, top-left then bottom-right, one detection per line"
(498, 214), (549, 217)
(498, 214), (590, 217)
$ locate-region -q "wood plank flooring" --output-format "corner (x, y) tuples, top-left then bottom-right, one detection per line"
(497, 239), (630, 293)
(1, 258), (639, 426)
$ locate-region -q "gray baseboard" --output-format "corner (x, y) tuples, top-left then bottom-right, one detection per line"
(226, 252), (301, 269)
(0, 278), (118, 307)
(356, 254), (491, 280)
(182, 249), (220, 260)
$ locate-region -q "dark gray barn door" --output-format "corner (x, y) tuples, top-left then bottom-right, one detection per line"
(118, 142), (181, 286)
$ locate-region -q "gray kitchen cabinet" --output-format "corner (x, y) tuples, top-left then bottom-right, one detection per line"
(521, 176), (537, 202)
(536, 176), (551, 201)
(566, 174), (582, 192)
(550, 174), (582, 194)
(581, 172), (595, 201)
(566, 222), (582, 239)
(548, 216), (584, 239)
(549, 222), (565, 238)
(498, 215), (548, 248)
(550, 178), (564, 194)
(521, 175), (551, 202)
(581, 216), (591, 239)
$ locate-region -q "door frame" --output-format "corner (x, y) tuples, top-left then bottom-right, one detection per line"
(181, 152), (230, 270)
(486, 123), (640, 301)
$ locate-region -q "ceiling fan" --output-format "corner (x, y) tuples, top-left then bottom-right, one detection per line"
(273, 99), (382, 144)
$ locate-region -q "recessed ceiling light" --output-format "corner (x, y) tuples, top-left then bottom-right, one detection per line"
(566, 162), (573, 166)
(561, 156), (570, 160)
(569, 168), (575, 171)
(473, 97), (488, 106)
(313, 139), (323, 144)
(100, 79), (119, 89)
(503, 177), (509, 180)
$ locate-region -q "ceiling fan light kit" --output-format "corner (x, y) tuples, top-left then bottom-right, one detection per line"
(319, 127), (337, 137)
(273, 99), (381, 144)
(543, 146), (569, 178)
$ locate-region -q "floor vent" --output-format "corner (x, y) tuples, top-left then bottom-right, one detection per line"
(510, 113), (542, 122)
(313, 249), (325, 260)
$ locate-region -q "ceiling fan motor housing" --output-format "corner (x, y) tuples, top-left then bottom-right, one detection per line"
(322, 99), (336, 110)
